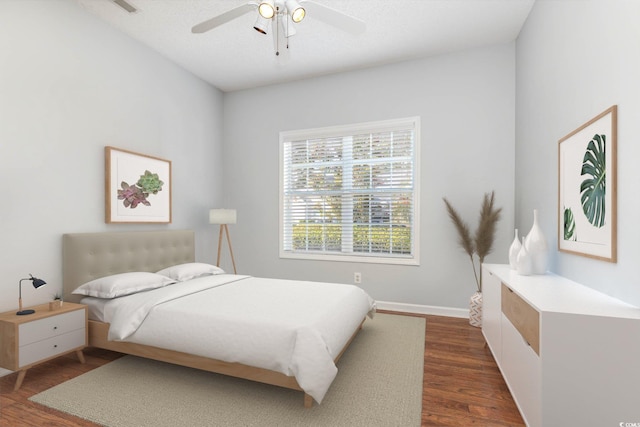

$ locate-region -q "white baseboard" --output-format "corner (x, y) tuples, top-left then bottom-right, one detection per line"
(376, 301), (469, 318)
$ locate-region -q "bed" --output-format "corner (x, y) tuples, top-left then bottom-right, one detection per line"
(62, 230), (375, 407)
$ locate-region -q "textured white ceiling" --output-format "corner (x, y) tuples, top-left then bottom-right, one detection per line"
(72, 0), (535, 92)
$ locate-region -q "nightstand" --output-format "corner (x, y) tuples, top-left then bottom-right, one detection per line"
(0, 302), (87, 391)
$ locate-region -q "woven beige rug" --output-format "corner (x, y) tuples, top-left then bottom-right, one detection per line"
(30, 313), (425, 427)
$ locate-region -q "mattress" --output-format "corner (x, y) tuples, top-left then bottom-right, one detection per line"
(81, 296), (111, 322)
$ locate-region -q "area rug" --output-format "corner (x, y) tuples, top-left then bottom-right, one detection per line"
(30, 313), (425, 427)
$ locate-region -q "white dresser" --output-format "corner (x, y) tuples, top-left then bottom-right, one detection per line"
(482, 264), (640, 427)
(0, 302), (87, 390)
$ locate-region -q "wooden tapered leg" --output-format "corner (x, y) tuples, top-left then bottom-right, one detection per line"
(14, 369), (27, 391)
(223, 224), (237, 274)
(76, 350), (86, 364)
(216, 224), (224, 268)
(303, 393), (313, 408)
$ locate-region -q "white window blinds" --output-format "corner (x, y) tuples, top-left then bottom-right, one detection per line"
(280, 117), (420, 265)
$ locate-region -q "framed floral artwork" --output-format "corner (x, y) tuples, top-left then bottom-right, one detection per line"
(105, 146), (172, 223)
(558, 105), (617, 262)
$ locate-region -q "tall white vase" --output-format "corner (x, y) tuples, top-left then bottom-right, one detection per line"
(516, 236), (533, 276)
(524, 209), (548, 275)
(508, 228), (521, 270)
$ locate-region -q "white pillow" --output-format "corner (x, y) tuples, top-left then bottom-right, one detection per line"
(72, 272), (175, 299)
(156, 263), (225, 281)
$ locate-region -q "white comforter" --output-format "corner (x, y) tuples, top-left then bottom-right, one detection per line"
(97, 275), (375, 403)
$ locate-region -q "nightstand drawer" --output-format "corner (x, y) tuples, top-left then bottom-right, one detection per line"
(19, 309), (85, 346)
(19, 328), (86, 368)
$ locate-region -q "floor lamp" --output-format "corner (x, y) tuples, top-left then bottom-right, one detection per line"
(209, 209), (237, 274)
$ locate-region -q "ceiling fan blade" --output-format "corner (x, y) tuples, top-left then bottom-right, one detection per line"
(112, 0), (137, 13)
(301, 0), (366, 35)
(192, 2), (257, 34)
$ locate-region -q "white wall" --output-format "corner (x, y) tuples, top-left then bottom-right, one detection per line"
(516, 0), (640, 307)
(0, 0), (224, 313)
(223, 44), (516, 309)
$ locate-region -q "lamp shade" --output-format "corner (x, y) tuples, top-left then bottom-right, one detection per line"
(285, 0), (305, 23)
(32, 277), (46, 288)
(280, 14), (297, 38)
(253, 14), (270, 34)
(258, 0), (275, 19)
(209, 209), (237, 225)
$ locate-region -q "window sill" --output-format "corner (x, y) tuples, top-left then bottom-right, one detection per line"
(279, 251), (419, 266)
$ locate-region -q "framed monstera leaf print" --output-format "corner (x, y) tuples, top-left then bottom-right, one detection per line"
(105, 146), (172, 223)
(558, 106), (617, 262)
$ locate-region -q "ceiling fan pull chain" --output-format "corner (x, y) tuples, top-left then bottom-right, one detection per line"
(285, 9), (290, 50)
(275, 6), (280, 56)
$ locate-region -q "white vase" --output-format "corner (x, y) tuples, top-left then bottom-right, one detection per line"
(516, 236), (533, 276)
(508, 228), (521, 270)
(469, 291), (482, 327)
(524, 209), (548, 275)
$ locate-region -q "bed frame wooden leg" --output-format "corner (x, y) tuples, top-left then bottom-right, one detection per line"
(303, 393), (313, 408)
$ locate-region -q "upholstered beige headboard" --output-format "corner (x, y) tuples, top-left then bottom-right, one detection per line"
(63, 230), (195, 302)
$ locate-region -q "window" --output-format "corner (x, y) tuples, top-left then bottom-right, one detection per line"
(280, 117), (420, 265)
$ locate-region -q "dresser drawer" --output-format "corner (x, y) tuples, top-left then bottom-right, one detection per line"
(500, 314), (541, 427)
(501, 283), (540, 355)
(19, 328), (86, 368)
(19, 309), (85, 346)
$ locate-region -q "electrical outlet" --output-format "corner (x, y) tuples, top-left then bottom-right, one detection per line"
(354, 272), (362, 284)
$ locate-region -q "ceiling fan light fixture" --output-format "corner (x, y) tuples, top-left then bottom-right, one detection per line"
(285, 0), (305, 23)
(280, 14), (297, 38)
(253, 15), (270, 34)
(258, 0), (275, 19)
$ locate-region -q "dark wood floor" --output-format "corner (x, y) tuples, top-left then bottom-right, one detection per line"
(420, 314), (524, 426)
(0, 313), (524, 426)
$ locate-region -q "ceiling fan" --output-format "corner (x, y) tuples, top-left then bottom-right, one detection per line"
(191, 0), (366, 55)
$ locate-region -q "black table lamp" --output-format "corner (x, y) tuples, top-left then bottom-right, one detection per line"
(17, 274), (46, 315)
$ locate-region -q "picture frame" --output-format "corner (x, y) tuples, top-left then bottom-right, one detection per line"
(105, 146), (172, 223)
(558, 105), (617, 262)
